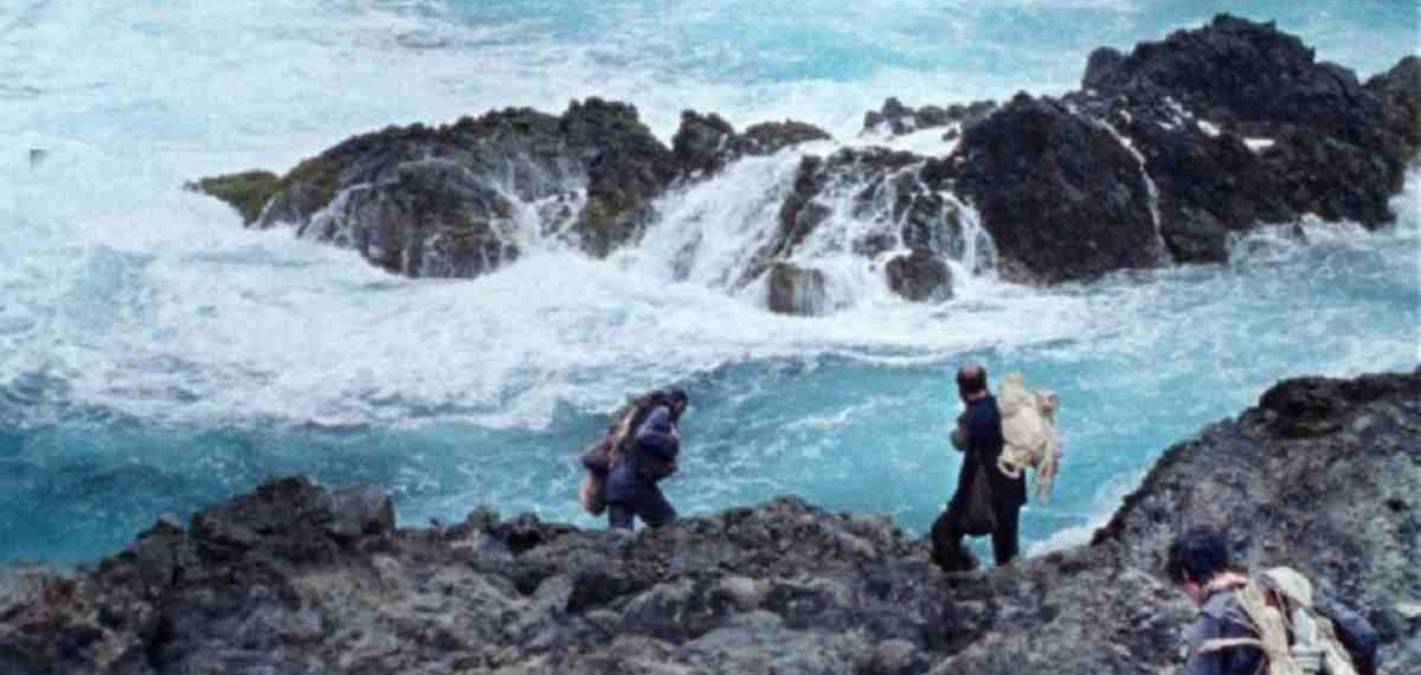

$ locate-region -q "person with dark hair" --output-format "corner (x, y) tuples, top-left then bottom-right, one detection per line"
(1166, 527), (1382, 675)
(930, 363), (1027, 571)
(604, 389), (690, 530)
(1166, 526), (1265, 675)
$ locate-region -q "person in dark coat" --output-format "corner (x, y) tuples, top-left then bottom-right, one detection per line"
(931, 363), (1027, 571)
(605, 389), (689, 530)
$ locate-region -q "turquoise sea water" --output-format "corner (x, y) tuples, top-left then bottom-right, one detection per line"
(0, 1), (1417, 563)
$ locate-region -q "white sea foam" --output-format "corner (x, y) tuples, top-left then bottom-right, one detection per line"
(1, 0), (1418, 564)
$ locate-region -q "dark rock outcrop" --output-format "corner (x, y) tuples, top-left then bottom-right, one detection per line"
(946, 93), (1165, 283)
(197, 99), (679, 275)
(672, 111), (830, 177)
(1070, 15), (1415, 264)
(3, 369), (1417, 674)
(1366, 56), (1421, 155)
(862, 97), (997, 137)
(194, 15), (1419, 292)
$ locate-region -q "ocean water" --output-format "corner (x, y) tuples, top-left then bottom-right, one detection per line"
(0, 0), (1417, 564)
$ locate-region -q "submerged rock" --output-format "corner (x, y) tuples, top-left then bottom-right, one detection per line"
(885, 249), (953, 302)
(1, 369), (1416, 674)
(765, 262), (828, 316)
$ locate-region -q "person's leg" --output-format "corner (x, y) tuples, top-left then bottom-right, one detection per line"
(608, 502), (634, 530)
(931, 504), (977, 572)
(634, 485), (678, 529)
(991, 502), (1021, 566)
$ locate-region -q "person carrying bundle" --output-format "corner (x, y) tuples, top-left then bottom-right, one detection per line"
(577, 389), (689, 531)
(1165, 526), (1381, 675)
(995, 372), (1062, 503)
(931, 363), (1027, 571)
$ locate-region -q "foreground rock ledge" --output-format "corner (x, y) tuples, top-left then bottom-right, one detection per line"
(2, 369), (1417, 674)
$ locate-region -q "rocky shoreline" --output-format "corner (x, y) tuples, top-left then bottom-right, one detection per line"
(194, 15), (1419, 313)
(1, 367), (1416, 674)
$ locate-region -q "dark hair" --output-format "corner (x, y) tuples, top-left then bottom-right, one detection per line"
(1165, 526), (1231, 584)
(666, 389), (689, 422)
(956, 364), (988, 397)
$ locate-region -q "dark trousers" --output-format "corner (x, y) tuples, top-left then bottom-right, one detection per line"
(930, 499), (1021, 570)
(607, 485), (677, 530)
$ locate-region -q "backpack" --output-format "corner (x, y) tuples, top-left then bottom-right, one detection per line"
(1199, 567), (1377, 675)
(574, 401), (644, 516)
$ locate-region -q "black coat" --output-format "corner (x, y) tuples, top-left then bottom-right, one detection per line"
(950, 395), (1027, 511)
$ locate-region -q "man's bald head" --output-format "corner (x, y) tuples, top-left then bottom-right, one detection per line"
(956, 363), (988, 400)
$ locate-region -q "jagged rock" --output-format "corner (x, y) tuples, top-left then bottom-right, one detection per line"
(1366, 56), (1421, 154)
(196, 15), (1416, 291)
(947, 93), (1164, 283)
(672, 111), (830, 176)
(766, 262), (828, 316)
(1, 370), (1417, 673)
(1081, 47), (1126, 92)
(862, 97), (997, 136)
(1074, 15), (1414, 263)
(885, 249), (952, 302)
(197, 99), (679, 275)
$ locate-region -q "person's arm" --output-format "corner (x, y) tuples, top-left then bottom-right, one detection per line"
(950, 413), (967, 452)
(634, 407), (679, 461)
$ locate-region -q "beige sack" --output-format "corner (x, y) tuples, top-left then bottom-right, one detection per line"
(995, 372), (1062, 502)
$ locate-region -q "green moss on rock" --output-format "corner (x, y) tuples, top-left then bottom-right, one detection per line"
(190, 171), (280, 224)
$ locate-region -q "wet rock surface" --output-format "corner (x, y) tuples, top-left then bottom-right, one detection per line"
(2, 368), (1417, 674)
(672, 111), (831, 177)
(196, 15), (1418, 290)
(947, 93), (1164, 283)
(765, 262), (829, 316)
(197, 99), (679, 276)
(1068, 15), (1416, 265)
(861, 97), (998, 137)
(885, 249), (952, 303)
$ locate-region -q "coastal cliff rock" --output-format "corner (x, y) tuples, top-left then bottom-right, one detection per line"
(805, 15), (1419, 283)
(1068, 15), (1414, 264)
(672, 111), (831, 178)
(2, 368), (1417, 674)
(946, 93), (1165, 283)
(196, 15), (1417, 292)
(197, 99), (680, 275)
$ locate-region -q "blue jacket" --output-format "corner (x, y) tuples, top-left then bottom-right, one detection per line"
(605, 405), (679, 504)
